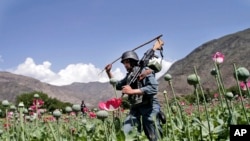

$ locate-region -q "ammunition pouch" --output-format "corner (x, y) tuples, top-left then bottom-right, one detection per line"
(128, 95), (153, 108)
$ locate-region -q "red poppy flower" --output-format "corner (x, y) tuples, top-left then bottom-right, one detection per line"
(212, 52), (224, 64)
(4, 123), (11, 129)
(98, 98), (122, 111)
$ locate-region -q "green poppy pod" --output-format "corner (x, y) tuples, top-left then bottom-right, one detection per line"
(53, 110), (61, 118)
(72, 104), (81, 112)
(10, 105), (16, 111)
(65, 106), (72, 113)
(25, 116), (31, 121)
(2, 100), (9, 107)
(18, 102), (25, 108)
(164, 74), (172, 81)
(187, 74), (200, 85)
(109, 78), (117, 85)
(225, 92), (234, 100)
(171, 105), (178, 114)
(210, 68), (217, 76)
(234, 67), (250, 82)
(96, 110), (109, 120)
(34, 94), (39, 98)
(23, 108), (29, 114)
(81, 118), (87, 124)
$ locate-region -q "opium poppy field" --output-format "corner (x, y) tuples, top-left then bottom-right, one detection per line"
(0, 52), (250, 141)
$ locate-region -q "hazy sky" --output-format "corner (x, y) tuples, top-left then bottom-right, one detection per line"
(0, 0), (250, 86)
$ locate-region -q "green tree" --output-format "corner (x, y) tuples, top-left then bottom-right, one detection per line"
(15, 91), (72, 112)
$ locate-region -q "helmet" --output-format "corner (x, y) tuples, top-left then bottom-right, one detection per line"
(121, 51), (139, 63)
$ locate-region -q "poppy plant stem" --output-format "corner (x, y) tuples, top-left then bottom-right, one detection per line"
(233, 63), (250, 124)
(163, 90), (176, 140)
(244, 81), (250, 98)
(214, 75), (225, 111)
(214, 62), (232, 120)
(19, 107), (25, 141)
(103, 121), (109, 141)
(48, 122), (59, 141)
(168, 81), (183, 125)
(194, 67), (213, 141)
(112, 84), (118, 98)
(194, 85), (203, 141)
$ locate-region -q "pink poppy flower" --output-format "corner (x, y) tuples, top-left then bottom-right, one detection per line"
(89, 112), (96, 118)
(83, 107), (89, 112)
(213, 93), (219, 98)
(179, 101), (185, 106)
(7, 111), (14, 118)
(33, 99), (44, 107)
(240, 81), (250, 91)
(98, 98), (122, 111)
(212, 52), (224, 64)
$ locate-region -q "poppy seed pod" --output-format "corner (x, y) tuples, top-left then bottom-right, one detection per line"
(109, 78), (117, 85)
(234, 67), (250, 82)
(164, 74), (172, 81)
(65, 106), (72, 113)
(96, 110), (109, 120)
(210, 68), (217, 76)
(225, 92), (234, 101)
(23, 108), (29, 114)
(171, 105), (177, 114)
(72, 104), (81, 112)
(34, 94), (39, 98)
(18, 102), (24, 108)
(187, 74), (200, 85)
(2, 100), (9, 107)
(10, 105), (16, 111)
(53, 109), (61, 118)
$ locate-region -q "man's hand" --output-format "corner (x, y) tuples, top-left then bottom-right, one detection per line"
(138, 69), (152, 81)
(122, 85), (133, 95)
(153, 38), (164, 50)
(105, 64), (113, 79)
(122, 85), (143, 95)
(105, 64), (112, 72)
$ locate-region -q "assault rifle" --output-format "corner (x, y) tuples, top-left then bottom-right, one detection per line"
(99, 35), (163, 75)
(127, 38), (164, 86)
(123, 38), (164, 103)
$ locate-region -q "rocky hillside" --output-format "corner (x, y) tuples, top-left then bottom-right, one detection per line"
(1, 28), (250, 107)
(158, 28), (250, 96)
(0, 71), (117, 107)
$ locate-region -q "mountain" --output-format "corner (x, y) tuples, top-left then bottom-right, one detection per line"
(1, 28), (250, 107)
(0, 71), (118, 107)
(158, 28), (250, 96)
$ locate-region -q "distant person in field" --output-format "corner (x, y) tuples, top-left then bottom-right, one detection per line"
(81, 100), (87, 115)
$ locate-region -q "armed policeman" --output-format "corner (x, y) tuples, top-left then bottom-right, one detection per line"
(105, 39), (164, 141)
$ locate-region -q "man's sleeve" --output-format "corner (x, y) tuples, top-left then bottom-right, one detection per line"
(140, 73), (158, 95)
